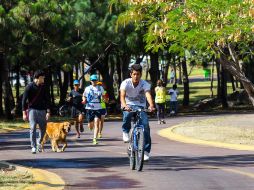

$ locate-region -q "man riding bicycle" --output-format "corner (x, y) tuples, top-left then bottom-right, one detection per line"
(120, 64), (155, 161)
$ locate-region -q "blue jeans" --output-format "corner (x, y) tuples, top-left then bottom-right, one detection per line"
(29, 109), (47, 149)
(170, 101), (178, 113)
(122, 106), (151, 153)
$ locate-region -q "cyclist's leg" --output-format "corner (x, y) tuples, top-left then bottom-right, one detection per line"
(122, 111), (133, 133)
(139, 111), (151, 153)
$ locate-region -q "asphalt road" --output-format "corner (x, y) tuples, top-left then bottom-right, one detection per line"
(1, 114), (254, 190)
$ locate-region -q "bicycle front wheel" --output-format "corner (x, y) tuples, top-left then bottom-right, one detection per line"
(135, 128), (145, 171)
(128, 131), (135, 170)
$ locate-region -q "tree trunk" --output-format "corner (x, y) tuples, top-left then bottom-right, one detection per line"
(178, 57), (182, 85)
(210, 60), (215, 97)
(173, 55), (177, 84)
(15, 62), (20, 103)
(230, 75), (236, 92)
(219, 52), (254, 106)
(215, 59), (221, 98)
(149, 52), (159, 97)
(69, 69), (73, 90)
(0, 79), (3, 116)
(47, 67), (55, 106)
(121, 53), (131, 80)
(97, 55), (116, 102)
(182, 57), (189, 106)
(0, 53), (15, 119)
(220, 63), (228, 108)
(163, 54), (171, 85)
(59, 71), (69, 105)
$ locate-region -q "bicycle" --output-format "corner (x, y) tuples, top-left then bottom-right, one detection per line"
(126, 108), (150, 172)
(58, 99), (72, 117)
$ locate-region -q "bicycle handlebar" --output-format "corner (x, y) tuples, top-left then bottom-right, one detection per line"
(122, 107), (152, 113)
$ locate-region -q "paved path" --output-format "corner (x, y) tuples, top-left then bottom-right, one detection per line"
(1, 114), (254, 190)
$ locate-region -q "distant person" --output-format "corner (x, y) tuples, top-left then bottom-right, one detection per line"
(67, 80), (84, 138)
(22, 70), (51, 154)
(97, 81), (109, 138)
(83, 74), (105, 145)
(169, 68), (175, 84)
(155, 79), (166, 124)
(168, 84), (178, 116)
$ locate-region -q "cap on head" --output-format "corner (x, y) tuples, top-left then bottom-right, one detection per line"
(90, 74), (98, 81)
(33, 70), (45, 79)
(73, 79), (80, 85)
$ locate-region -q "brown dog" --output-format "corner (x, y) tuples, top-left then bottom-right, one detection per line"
(41, 122), (71, 152)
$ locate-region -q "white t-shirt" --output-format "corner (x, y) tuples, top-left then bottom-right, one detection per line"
(120, 78), (151, 108)
(168, 89), (178, 101)
(83, 85), (104, 110)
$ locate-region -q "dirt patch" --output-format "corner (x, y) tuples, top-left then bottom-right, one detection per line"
(173, 115), (254, 145)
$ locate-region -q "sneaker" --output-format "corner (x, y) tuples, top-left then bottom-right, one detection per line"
(144, 151), (150, 161)
(76, 134), (80, 138)
(37, 144), (42, 152)
(98, 133), (102, 138)
(157, 120), (161, 124)
(92, 138), (98, 145)
(122, 132), (129, 143)
(161, 120), (166, 124)
(31, 147), (36, 154)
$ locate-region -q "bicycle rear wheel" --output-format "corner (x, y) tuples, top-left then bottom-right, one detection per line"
(135, 128), (145, 171)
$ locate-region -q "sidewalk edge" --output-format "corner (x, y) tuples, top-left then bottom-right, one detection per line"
(158, 125), (254, 151)
(2, 161), (65, 190)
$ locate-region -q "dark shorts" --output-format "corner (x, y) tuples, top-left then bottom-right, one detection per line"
(99, 109), (107, 116)
(71, 107), (85, 118)
(86, 109), (101, 122)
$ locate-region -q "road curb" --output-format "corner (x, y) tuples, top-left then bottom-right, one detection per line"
(158, 125), (254, 151)
(1, 161), (65, 190)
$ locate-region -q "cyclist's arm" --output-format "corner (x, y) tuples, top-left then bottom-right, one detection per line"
(120, 89), (127, 108)
(145, 91), (155, 110)
(120, 89), (131, 111)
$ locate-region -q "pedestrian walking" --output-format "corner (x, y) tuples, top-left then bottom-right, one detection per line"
(155, 79), (166, 124)
(83, 74), (105, 145)
(169, 68), (175, 84)
(22, 70), (51, 154)
(168, 84), (178, 116)
(67, 80), (84, 138)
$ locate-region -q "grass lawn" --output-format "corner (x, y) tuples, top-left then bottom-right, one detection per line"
(0, 163), (34, 190)
(0, 116), (70, 133)
(0, 119), (29, 133)
(167, 80), (234, 105)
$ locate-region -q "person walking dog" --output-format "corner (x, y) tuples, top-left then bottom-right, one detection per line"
(22, 70), (51, 154)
